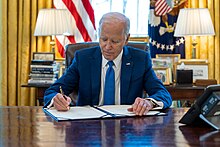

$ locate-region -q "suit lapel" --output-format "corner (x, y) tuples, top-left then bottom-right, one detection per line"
(90, 47), (102, 105)
(120, 46), (133, 104)
(89, 46), (133, 105)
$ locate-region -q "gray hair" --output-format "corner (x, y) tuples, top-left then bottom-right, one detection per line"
(98, 12), (130, 36)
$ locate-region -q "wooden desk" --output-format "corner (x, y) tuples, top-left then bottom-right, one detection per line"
(166, 84), (205, 100)
(0, 106), (219, 146)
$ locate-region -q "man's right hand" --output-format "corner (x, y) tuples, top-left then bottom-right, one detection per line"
(53, 93), (71, 111)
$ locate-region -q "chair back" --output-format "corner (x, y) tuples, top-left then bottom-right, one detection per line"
(65, 42), (148, 68)
(64, 41), (148, 105)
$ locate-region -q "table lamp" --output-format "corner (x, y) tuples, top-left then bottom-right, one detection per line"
(174, 8), (215, 59)
(34, 8), (73, 53)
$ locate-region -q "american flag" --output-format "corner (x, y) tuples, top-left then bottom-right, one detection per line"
(155, 0), (173, 16)
(148, 0), (185, 59)
(54, 0), (97, 57)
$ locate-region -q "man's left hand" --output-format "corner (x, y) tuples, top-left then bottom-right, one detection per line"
(127, 97), (154, 116)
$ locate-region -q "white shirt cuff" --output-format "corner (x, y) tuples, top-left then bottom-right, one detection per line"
(145, 98), (164, 109)
(47, 98), (54, 109)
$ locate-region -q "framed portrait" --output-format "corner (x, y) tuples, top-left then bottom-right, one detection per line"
(176, 61), (209, 82)
(156, 54), (181, 83)
(33, 52), (55, 61)
(156, 54), (180, 64)
(153, 67), (171, 85)
(152, 58), (172, 68)
(178, 59), (208, 64)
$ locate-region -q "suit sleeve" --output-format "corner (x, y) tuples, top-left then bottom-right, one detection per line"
(143, 53), (172, 109)
(43, 52), (80, 107)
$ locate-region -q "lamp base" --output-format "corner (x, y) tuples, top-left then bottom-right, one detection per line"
(50, 41), (55, 53)
(50, 35), (56, 53)
(192, 38), (197, 59)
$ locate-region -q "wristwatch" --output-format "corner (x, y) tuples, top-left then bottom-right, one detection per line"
(146, 99), (159, 108)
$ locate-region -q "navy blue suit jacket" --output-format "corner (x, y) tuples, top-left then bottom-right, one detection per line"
(44, 46), (172, 108)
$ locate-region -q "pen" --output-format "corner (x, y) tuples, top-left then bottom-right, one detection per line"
(60, 86), (67, 100)
(59, 86), (70, 110)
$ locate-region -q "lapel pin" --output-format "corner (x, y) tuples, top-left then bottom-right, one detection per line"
(126, 63), (131, 66)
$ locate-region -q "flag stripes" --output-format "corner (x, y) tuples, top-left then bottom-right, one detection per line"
(62, 0), (92, 41)
(53, 0), (96, 57)
(81, 0), (96, 30)
(155, 0), (172, 16)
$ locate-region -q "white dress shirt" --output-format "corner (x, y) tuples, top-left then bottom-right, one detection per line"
(99, 50), (123, 105)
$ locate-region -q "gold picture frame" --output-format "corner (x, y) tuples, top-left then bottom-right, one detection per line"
(156, 54), (181, 83)
(33, 52), (55, 61)
(178, 59), (208, 64)
(152, 58), (171, 68)
(153, 67), (171, 85)
(129, 37), (148, 42)
(156, 54), (180, 64)
(176, 60), (209, 82)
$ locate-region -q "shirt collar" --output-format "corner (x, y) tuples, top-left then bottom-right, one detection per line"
(102, 49), (123, 69)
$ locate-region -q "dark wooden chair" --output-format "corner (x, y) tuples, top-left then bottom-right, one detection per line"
(65, 42), (148, 68)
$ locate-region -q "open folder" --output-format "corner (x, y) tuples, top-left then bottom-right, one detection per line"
(43, 105), (166, 121)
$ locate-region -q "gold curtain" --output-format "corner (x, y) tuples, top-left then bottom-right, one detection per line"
(0, 0), (53, 105)
(187, 0), (220, 83)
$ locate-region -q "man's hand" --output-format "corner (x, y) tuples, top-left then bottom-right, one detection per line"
(53, 93), (71, 111)
(127, 97), (154, 116)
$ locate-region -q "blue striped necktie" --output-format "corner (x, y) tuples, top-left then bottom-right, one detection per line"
(104, 61), (115, 105)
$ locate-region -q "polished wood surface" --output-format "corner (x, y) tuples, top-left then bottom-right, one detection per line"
(166, 84), (205, 100)
(22, 84), (206, 106)
(0, 106), (219, 147)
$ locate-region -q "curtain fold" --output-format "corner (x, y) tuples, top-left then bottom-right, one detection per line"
(0, 0), (53, 106)
(0, 0), (8, 105)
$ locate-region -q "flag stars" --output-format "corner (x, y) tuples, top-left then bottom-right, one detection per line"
(152, 40), (157, 46)
(176, 40), (180, 46)
(170, 45), (174, 51)
(161, 44), (165, 50)
(149, 37), (185, 51)
(180, 37), (185, 43)
(156, 43), (160, 49)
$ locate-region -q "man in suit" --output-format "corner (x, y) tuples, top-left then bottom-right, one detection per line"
(44, 12), (172, 116)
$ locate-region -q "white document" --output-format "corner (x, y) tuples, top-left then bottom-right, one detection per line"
(44, 105), (166, 121)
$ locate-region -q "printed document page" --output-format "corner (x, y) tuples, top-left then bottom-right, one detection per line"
(44, 105), (165, 121)
(46, 106), (106, 120)
(99, 105), (163, 116)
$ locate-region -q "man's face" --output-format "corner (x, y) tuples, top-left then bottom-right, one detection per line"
(99, 21), (129, 61)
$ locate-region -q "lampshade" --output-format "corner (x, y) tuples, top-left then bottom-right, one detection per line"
(34, 8), (73, 36)
(174, 8), (215, 37)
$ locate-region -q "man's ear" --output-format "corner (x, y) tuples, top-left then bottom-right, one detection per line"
(125, 34), (130, 45)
